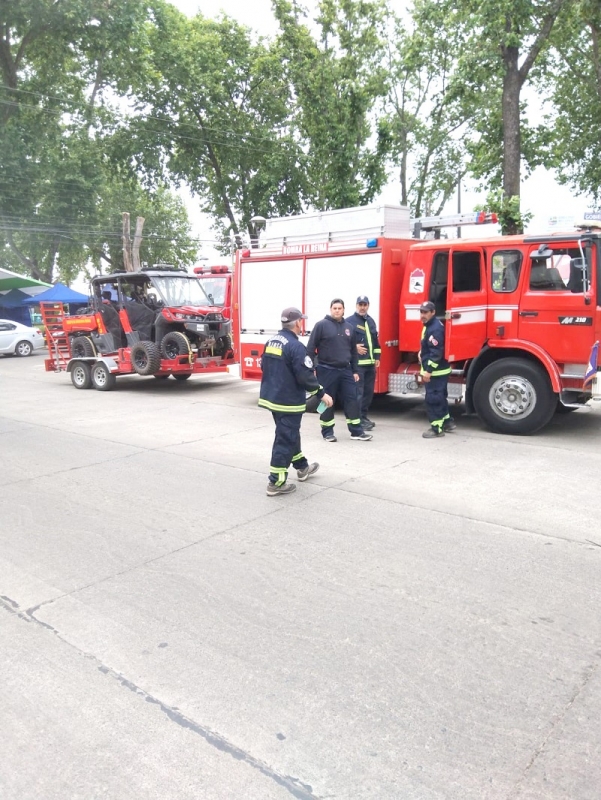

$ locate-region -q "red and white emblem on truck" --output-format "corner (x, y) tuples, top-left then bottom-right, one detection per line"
(409, 268), (425, 294)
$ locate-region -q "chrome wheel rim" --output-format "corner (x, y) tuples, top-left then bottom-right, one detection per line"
(489, 375), (536, 419)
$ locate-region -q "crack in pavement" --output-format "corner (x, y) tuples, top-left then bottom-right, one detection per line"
(504, 658), (600, 800)
(0, 596), (320, 800)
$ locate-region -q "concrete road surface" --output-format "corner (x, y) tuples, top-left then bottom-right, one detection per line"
(1, 352), (600, 800)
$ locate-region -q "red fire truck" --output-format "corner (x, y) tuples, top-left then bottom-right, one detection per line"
(234, 205), (601, 434)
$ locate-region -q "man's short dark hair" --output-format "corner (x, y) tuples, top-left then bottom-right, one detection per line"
(330, 298), (344, 308)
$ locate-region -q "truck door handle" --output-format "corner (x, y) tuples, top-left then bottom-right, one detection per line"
(450, 313), (462, 319)
(519, 311), (539, 317)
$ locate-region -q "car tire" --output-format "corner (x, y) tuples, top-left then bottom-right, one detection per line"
(71, 336), (96, 358)
(130, 341), (161, 375)
(172, 373), (191, 381)
(70, 361), (92, 389)
(160, 331), (190, 359)
(473, 357), (556, 435)
(15, 340), (33, 357)
(91, 361), (117, 391)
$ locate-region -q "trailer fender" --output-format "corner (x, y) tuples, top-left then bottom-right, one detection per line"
(66, 356), (119, 374)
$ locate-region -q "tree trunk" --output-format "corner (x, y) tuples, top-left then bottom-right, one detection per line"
(132, 217), (145, 271)
(122, 213), (133, 272)
(502, 46), (522, 235)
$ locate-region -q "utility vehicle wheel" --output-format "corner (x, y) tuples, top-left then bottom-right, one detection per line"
(130, 341), (161, 375)
(216, 334), (233, 357)
(172, 372), (191, 381)
(160, 331), (190, 359)
(473, 357), (556, 435)
(91, 361), (117, 391)
(70, 361), (92, 389)
(71, 336), (95, 358)
(15, 340), (33, 357)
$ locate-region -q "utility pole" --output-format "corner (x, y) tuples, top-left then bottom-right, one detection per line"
(132, 217), (145, 272)
(122, 213), (133, 272)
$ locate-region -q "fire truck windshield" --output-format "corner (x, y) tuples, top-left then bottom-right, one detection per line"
(151, 276), (211, 307)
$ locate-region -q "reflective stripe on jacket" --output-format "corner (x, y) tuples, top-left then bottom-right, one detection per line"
(259, 328), (323, 414)
(420, 317), (451, 376)
(346, 311), (381, 367)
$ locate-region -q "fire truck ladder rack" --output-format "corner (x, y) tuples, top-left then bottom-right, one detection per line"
(40, 301), (71, 372)
(412, 212), (498, 238)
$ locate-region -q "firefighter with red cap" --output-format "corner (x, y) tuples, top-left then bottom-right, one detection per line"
(419, 300), (456, 438)
(259, 307), (333, 496)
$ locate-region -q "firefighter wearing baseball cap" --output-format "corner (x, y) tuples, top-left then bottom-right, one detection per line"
(419, 300), (456, 438)
(346, 295), (381, 430)
(259, 307), (333, 496)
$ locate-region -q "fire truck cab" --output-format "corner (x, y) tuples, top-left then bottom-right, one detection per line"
(234, 205), (601, 435)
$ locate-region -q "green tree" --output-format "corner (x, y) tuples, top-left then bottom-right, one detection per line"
(548, 0), (601, 202)
(274, 0), (391, 210)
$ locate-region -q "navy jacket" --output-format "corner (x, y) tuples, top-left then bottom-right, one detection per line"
(346, 311), (381, 367)
(259, 328), (323, 414)
(306, 315), (359, 372)
(420, 316), (451, 376)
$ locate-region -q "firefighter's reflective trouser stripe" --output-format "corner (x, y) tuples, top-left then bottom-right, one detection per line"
(316, 364), (363, 437)
(269, 412), (309, 485)
(356, 365), (376, 419)
(424, 374), (450, 430)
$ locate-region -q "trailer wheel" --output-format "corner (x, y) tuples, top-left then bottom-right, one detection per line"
(71, 336), (95, 358)
(473, 358), (556, 435)
(71, 361), (92, 390)
(130, 341), (161, 375)
(172, 373), (191, 381)
(91, 361), (117, 391)
(160, 331), (190, 359)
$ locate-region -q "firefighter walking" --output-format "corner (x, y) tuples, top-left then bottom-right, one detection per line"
(346, 295), (381, 430)
(307, 299), (373, 442)
(259, 307), (333, 496)
(419, 301), (456, 438)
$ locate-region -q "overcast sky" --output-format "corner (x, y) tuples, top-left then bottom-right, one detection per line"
(169, 0), (591, 256)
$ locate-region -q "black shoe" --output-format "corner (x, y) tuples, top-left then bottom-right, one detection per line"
(443, 418), (457, 432)
(361, 419), (375, 431)
(323, 434), (337, 443)
(350, 432), (373, 441)
(422, 427), (444, 439)
(266, 482), (297, 496)
(297, 462), (319, 481)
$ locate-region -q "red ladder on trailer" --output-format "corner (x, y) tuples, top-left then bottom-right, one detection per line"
(40, 302), (71, 372)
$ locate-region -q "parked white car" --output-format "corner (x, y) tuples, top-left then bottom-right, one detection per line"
(0, 319), (45, 356)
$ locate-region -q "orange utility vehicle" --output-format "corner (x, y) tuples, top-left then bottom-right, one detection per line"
(43, 267), (234, 390)
(234, 205), (601, 434)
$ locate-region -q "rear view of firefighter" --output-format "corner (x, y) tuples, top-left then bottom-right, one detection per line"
(419, 301), (456, 438)
(259, 307), (333, 496)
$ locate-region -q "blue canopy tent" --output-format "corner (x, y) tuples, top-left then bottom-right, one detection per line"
(23, 282), (89, 313)
(0, 288), (33, 325)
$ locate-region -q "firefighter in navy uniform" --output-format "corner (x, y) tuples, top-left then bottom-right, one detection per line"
(419, 300), (456, 438)
(259, 307), (333, 496)
(346, 295), (381, 430)
(307, 298), (373, 442)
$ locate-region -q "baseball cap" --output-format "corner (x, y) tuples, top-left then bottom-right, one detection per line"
(419, 300), (436, 312)
(281, 306), (307, 323)
(356, 295), (369, 304)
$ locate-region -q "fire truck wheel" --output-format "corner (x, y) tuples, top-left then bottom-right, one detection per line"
(91, 361), (117, 391)
(130, 341), (161, 375)
(160, 331), (190, 360)
(70, 361), (92, 390)
(172, 373), (191, 381)
(71, 336), (95, 358)
(473, 358), (556, 435)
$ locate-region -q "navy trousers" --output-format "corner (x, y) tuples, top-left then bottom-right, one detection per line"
(316, 365), (363, 437)
(356, 365), (376, 420)
(269, 412), (309, 485)
(424, 375), (450, 429)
